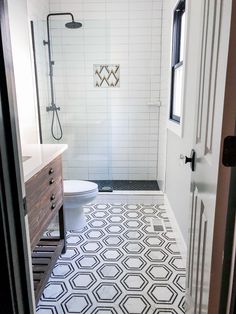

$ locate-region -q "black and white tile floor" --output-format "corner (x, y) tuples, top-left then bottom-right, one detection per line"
(37, 202), (186, 314)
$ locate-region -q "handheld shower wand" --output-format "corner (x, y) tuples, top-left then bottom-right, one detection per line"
(44, 13), (82, 140)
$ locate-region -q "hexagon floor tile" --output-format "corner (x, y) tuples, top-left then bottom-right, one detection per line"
(37, 200), (185, 313)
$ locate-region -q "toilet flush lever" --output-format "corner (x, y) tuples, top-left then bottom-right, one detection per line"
(185, 149), (196, 172)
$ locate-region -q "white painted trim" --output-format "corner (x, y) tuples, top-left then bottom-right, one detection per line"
(167, 119), (182, 137)
(164, 194), (187, 266)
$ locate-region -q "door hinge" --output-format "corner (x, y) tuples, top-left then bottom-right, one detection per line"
(23, 197), (27, 216)
(222, 136), (236, 167)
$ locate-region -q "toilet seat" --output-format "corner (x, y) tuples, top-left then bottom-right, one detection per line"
(64, 180), (98, 196)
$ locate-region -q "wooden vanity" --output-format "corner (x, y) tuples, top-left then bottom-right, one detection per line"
(23, 144), (67, 304)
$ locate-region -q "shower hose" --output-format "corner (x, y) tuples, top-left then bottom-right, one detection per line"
(51, 106), (63, 141)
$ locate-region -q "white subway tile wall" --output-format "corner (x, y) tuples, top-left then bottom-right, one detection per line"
(39, 0), (164, 181)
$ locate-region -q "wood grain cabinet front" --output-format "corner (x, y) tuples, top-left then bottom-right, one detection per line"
(25, 155), (66, 304)
(25, 156), (63, 251)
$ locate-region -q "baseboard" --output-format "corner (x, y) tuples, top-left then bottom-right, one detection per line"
(164, 194), (187, 266)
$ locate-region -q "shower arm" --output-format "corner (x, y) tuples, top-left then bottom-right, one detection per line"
(44, 13), (75, 111)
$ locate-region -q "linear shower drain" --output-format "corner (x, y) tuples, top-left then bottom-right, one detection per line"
(151, 218), (166, 232)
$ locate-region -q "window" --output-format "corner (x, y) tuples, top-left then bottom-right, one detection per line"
(170, 0), (185, 123)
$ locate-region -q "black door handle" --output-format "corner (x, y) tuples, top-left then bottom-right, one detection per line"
(185, 149), (196, 171)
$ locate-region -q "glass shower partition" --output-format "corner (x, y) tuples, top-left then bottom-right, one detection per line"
(32, 17), (114, 188)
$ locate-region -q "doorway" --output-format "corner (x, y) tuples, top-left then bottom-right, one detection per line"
(1, 2), (236, 312)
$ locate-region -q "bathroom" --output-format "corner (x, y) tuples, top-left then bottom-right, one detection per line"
(0, 0), (235, 313)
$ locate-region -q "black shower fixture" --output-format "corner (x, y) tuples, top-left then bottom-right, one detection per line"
(44, 13), (82, 140)
(65, 20), (82, 29)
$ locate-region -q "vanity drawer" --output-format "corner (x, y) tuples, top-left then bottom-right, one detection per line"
(26, 156), (62, 196)
(25, 156), (64, 250)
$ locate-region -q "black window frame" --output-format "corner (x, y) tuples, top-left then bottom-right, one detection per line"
(170, 0), (186, 123)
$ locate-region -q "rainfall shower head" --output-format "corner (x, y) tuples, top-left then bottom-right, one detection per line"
(65, 20), (82, 29)
(46, 13), (82, 30)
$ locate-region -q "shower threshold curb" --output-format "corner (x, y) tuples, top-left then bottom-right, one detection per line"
(98, 190), (163, 195)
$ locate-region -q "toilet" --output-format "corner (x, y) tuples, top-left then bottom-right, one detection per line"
(63, 180), (98, 230)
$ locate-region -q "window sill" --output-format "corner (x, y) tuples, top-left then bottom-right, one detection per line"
(167, 118), (183, 138)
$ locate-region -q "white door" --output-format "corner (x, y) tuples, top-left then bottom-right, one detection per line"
(185, 0), (232, 313)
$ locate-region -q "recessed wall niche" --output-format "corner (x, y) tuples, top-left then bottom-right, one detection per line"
(94, 64), (120, 88)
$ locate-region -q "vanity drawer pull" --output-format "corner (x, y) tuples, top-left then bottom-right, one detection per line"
(49, 168), (54, 175)
(49, 178), (55, 185)
(51, 202), (56, 210)
(50, 194), (55, 201)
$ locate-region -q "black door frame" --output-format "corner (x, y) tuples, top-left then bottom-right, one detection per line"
(0, 0), (34, 312)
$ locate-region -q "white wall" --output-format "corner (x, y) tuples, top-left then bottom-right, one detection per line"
(161, 0), (199, 241)
(28, 0), (49, 20)
(42, 0), (164, 181)
(7, 0), (39, 144)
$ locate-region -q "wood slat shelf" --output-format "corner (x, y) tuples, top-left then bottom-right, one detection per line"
(32, 237), (64, 304)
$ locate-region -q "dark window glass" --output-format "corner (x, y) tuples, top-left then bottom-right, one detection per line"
(170, 0), (185, 123)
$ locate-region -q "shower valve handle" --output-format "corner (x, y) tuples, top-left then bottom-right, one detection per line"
(46, 105), (60, 112)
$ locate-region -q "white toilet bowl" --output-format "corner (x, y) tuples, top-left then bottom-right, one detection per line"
(63, 180), (98, 230)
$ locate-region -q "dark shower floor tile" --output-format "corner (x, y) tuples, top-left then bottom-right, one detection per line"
(89, 180), (160, 191)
